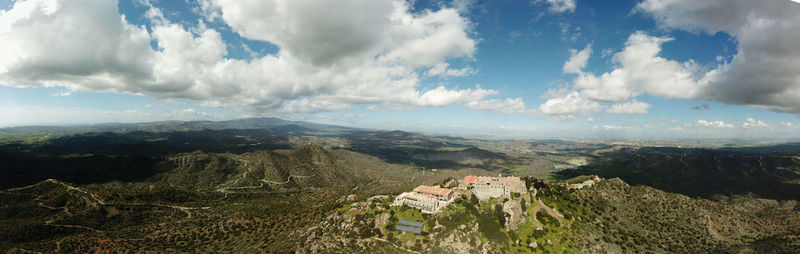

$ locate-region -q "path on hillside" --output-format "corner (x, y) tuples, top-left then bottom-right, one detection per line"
(1, 179), (211, 231)
(679, 153), (689, 171)
(713, 155), (723, 173)
(758, 155), (769, 174)
(372, 237), (421, 254)
(214, 157), (313, 196)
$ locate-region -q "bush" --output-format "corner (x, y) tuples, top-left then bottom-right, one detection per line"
(477, 212), (509, 244)
(537, 211), (558, 228)
(495, 204), (506, 226)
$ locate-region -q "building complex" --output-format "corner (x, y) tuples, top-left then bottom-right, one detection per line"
(392, 185), (454, 213)
(459, 175), (527, 201)
(392, 175), (529, 213)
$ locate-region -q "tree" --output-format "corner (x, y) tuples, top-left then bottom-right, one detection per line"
(470, 194), (479, 205)
(495, 204), (506, 226)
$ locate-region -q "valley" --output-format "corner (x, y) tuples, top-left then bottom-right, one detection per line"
(1, 118), (799, 253)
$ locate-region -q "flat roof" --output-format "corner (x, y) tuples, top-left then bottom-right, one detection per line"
(398, 219), (424, 228)
(395, 225), (421, 234)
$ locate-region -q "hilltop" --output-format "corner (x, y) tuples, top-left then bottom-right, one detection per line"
(1, 118), (800, 252)
(297, 176), (800, 253)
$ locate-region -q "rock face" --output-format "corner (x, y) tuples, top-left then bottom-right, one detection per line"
(437, 224), (487, 254)
(374, 213), (389, 228)
(472, 187), (505, 201)
(503, 199), (525, 230)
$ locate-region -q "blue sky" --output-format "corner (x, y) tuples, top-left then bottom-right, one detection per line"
(1, 0), (799, 139)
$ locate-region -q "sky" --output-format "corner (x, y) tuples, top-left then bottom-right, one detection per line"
(1, 0), (800, 139)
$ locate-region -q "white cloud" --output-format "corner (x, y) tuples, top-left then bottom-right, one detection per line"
(600, 48), (614, 58)
(781, 122), (798, 128)
(538, 0), (577, 13)
(279, 98), (351, 113)
(0, 104), (220, 126)
(573, 32), (706, 103)
(170, 108), (211, 119)
(538, 29), (718, 120)
(0, 0), (494, 114)
(742, 118), (771, 130)
(537, 92), (602, 121)
(600, 125), (641, 132)
(586, 117), (595, 122)
(195, 100), (225, 108)
(387, 106), (419, 111)
(465, 98), (527, 114)
(123, 109), (150, 117)
(365, 105), (379, 111)
(0, 0), (155, 91)
(606, 100), (651, 114)
(563, 44), (592, 74)
(426, 62), (475, 78)
(684, 119), (734, 129)
(636, 0), (800, 114)
(50, 91), (72, 97)
(666, 127), (683, 131)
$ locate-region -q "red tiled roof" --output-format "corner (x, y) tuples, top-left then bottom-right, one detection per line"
(404, 193), (438, 203)
(461, 175), (487, 184)
(414, 185), (452, 196)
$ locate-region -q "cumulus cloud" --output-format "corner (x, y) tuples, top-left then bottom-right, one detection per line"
(0, 0), (495, 114)
(0, 0), (155, 91)
(636, 0), (800, 114)
(170, 108), (211, 119)
(606, 100), (651, 114)
(684, 119), (734, 129)
(573, 32), (707, 103)
(537, 92), (602, 121)
(742, 118), (771, 130)
(538, 30), (708, 118)
(563, 44), (592, 74)
(782, 122), (798, 128)
(537, 0), (577, 13)
(465, 98), (527, 114)
(541, 0), (800, 120)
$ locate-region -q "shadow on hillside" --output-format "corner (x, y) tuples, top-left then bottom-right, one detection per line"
(341, 130), (507, 171)
(553, 147), (800, 200)
(0, 129), (292, 189)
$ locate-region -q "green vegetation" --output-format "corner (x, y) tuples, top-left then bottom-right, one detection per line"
(555, 147), (800, 199)
(495, 162), (527, 175)
(1, 118), (799, 253)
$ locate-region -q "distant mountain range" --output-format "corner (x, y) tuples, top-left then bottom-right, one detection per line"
(0, 117), (359, 137)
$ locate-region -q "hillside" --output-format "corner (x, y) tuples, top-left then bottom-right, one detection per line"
(556, 147), (800, 199)
(0, 143), (497, 253)
(295, 177), (800, 253)
(1, 121), (800, 252)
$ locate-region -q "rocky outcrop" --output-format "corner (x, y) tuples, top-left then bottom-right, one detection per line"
(503, 199), (525, 230)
